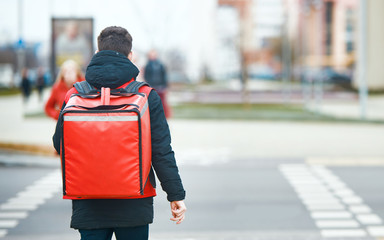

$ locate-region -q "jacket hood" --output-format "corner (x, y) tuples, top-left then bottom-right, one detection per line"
(85, 50), (139, 89)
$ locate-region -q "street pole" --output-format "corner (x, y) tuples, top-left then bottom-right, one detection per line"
(314, 0), (324, 114)
(18, 0), (22, 42)
(358, 0), (368, 119)
(295, 4), (302, 96)
(281, 0), (291, 104)
(301, 1), (311, 110)
(16, 0), (25, 86)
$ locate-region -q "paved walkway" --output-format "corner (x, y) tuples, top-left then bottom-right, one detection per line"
(0, 89), (384, 165)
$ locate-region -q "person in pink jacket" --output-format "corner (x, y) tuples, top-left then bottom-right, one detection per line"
(45, 60), (84, 120)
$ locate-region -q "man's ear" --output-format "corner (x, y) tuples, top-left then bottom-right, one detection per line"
(128, 51), (133, 61)
(95, 49), (99, 54)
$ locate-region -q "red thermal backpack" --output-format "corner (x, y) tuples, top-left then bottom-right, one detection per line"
(59, 80), (156, 199)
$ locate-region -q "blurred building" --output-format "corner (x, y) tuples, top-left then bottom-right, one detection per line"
(215, 0), (384, 92)
(213, 4), (241, 80)
(216, 0), (285, 81)
(357, 0), (384, 90)
(290, 0), (384, 91)
(293, 0), (357, 69)
(251, 0), (285, 79)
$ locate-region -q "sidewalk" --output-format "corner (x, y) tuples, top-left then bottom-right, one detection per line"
(0, 91), (57, 156)
(307, 96), (384, 121)
(0, 87), (383, 165)
(170, 80), (384, 122)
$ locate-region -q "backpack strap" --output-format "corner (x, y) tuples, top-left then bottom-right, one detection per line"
(74, 80), (150, 95)
(74, 81), (96, 94)
(138, 84), (152, 96)
(124, 81), (149, 93)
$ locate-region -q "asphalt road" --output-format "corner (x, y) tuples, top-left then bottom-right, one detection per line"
(0, 152), (384, 240)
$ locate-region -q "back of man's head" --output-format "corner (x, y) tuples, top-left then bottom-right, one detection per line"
(97, 26), (132, 57)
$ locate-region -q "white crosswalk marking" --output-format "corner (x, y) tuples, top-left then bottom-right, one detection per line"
(321, 229), (367, 237)
(0, 169), (61, 239)
(356, 214), (383, 225)
(334, 189), (355, 197)
(7, 198), (46, 205)
(311, 211), (353, 219)
(349, 205), (372, 214)
(279, 163), (384, 238)
(367, 226), (384, 237)
(302, 198), (341, 205)
(316, 220), (360, 228)
(0, 220), (18, 228)
(0, 204), (38, 211)
(341, 196), (363, 204)
(0, 212), (28, 219)
(0, 230), (7, 238)
(307, 204), (346, 211)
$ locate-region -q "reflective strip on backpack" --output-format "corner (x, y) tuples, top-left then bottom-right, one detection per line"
(64, 102), (148, 122)
(64, 115), (138, 122)
(140, 101), (148, 117)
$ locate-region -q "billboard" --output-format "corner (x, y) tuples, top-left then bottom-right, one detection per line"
(51, 18), (93, 75)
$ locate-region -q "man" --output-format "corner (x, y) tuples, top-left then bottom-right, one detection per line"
(53, 26), (186, 240)
(144, 50), (171, 118)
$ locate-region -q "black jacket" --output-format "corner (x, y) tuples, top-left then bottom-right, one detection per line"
(144, 59), (167, 90)
(52, 50), (185, 229)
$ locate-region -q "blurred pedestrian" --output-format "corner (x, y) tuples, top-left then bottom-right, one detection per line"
(36, 67), (45, 102)
(20, 68), (31, 103)
(144, 50), (171, 118)
(53, 26), (186, 240)
(45, 60), (84, 120)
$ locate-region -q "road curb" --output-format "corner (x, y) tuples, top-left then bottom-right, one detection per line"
(0, 142), (57, 157)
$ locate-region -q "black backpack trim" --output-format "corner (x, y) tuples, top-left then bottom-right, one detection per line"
(74, 81), (148, 95)
(74, 81), (96, 94)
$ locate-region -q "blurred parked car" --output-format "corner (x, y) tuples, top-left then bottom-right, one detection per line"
(248, 64), (280, 80)
(321, 67), (352, 88)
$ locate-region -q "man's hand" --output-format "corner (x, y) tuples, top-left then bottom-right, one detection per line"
(170, 200), (186, 224)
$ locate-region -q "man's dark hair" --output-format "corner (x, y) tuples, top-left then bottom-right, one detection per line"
(97, 26), (132, 56)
